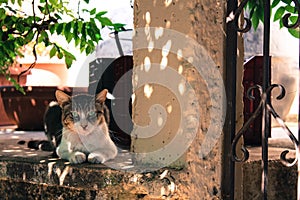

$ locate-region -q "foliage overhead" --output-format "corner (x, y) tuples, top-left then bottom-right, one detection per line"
(0, 0), (124, 92)
(246, 0), (299, 38)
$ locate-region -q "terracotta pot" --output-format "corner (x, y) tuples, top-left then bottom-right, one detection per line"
(0, 86), (58, 130)
(0, 68), (29, 126)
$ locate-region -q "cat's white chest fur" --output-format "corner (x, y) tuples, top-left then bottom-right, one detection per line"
(57, 124), (118, 164)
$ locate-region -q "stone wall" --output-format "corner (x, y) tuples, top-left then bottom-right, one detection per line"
(131, 0), (227, 198)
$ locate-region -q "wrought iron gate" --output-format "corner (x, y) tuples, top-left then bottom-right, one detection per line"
(223, 0), (300, 199)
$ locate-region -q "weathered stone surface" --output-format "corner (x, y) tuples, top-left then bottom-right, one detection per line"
(243, 160), (297, 200)
(0, 178), (101, 200)
(0, 157), (188, 199)
(0, 150), (297, 200)
(132, 0), (225, 199)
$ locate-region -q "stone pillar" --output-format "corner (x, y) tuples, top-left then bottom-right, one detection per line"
(131, 0), (238, 198)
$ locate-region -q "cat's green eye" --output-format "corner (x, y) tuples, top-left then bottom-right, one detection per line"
(71, 111), (80, 120)
(88, 111), (97, 118)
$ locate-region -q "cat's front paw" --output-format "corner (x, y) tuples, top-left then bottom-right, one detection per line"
(88, 153), (106, 164)
(70, 152), (86, 164)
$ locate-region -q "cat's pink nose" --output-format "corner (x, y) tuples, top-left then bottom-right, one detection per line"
(81, 125), (88, 130)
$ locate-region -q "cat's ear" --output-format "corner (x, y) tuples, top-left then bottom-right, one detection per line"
(96, 89), (108, 103)
(55, 90), (71, 106)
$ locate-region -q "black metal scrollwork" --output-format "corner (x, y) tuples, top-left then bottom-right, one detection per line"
(227, 0), (300, 199)
(231, 84), (299, 166)
(282, 0), (300, 29)
(266, 85), (299, 167)
(231, 85), (263, 162)
(231, 0), (252, 33)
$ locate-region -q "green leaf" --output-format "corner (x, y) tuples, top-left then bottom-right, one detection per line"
(87, 39), (95, 47)
(0, 9), (5, 20)
(0, 0), (8, 4)
(77, 20), (83, 33)
(54, 13), (62, 20)
(73, 21), (78, 35)
(49, 25), (55, 34)
(246, 0), (254, 10)
(289, 16), (298, 24)
(288, 28), (300, 38)
(41, 31), (48, 41)
(56, 23), (64, 35)
(49, 0), (58, 5)
(50, 46), (57, 58)
(81, 23), (87, 41)
(279, 18), (284, 28)
(15, 37), (24, 46)
(80, 40), (86, 52)
(25, 31), (35, 43)
(89, 20), (100, 35)
(65, 22), (72, 34)
(96, 11), (108, 18)
(256, 6), (264, 22)
(74, 37), (80, 46)
(88, 29), (98, 42)
(274, 6), (285, 22)
(15, 22), (25, 33)
(61, 48), (76, 68)
(66, 32), (73, 43)
(38, 6), (45, 13)
(271, 0), (280, 8)
(7, 77), (25, 94)
(90, 8), (96, 15)
(281, 0), (292, 5)
(98, 17), (113, 26)
(113, 23), (125, 31)
(38, 31), (48, 43)
(85, 45), (92, 54)
(57, 51), (63, 59)
(65, 57), (73, 68)
(285, 5), (296, 13)
(252, 12), (259, 30)
(95, 33), (102, 40)
(64, 22), (73, 43)
(82, 8), (90, 13)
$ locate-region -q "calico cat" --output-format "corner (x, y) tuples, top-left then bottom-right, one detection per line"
(55, 89), (118, 164)
(28, 89), (117, 164)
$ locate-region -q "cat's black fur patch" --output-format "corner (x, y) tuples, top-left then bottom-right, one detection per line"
(27, 102), (62, 157)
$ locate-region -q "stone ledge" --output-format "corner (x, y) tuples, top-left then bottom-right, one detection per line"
(0, 178), (166, 200)
(0, 129), (186, 199)
(242, 159), (297, 200)
(0, 178), (100, 200)
(1, 128), (298, 199)
(0, 159), (126, 189)
(0, 157), (184, 200)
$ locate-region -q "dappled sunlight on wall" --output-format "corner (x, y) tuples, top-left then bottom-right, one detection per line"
(143, 84), (153, 98)
(131, 24), (225, 168)
(132, 0), (225, 198)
